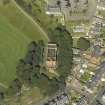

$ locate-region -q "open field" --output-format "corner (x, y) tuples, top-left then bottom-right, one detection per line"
(0, 0), (48, 41)
(0, 0), (48, 87)
(0, 15), (30, 86)
(7, 87), (43, 105)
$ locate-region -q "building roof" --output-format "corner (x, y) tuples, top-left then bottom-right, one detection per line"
(46, 0), (93, 21)
(86, 61), (105, 90)
(92, 45), (102, 57)
(73, 48), (80, 55)
(76, 62), (105, 105)
(44, 93), (69, 105)
(46, 43), (57, 69)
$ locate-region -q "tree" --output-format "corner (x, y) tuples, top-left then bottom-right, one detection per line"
(16, 40), (46, 85)
(28, 41), (37, 52)
(100, 28), (105, 38)
(77, 37), (90, 51)
(3, 0), (10, 5)
(0, 92), (4, 102)
(57, 0), (61, 7)
(16, 39), (68, 96)
(48, 25), (73, 81)
(7, 79), (22, 96)
(47, 78), (59, 96)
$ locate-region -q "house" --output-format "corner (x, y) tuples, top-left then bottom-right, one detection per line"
(92, 45), (102, 57)
(46, 43), (57, 70)
(73, 25), (85, 33)
(97, 0), (105, 10)
(86, 61), (105, 91)
(73, 48), (80, 55)
(102, 20), (105, 27)
(46, 0), (62, 16)
(90, 22), (102, 35)
(72, 48), (81, 64)
(44, 93), (69, 105)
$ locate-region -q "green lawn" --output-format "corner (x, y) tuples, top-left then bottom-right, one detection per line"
(73, 38), (78, 48)
(0, 1), (48, 87)
(7, 87), (43, 105)
(80, 72), (91, 85)
(100, 27), (105, 38)
(98, 10), (105, 19)
(0, 1), (48, 41)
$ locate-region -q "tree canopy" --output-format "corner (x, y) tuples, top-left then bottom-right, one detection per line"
(6, 26), (73, 97)
(77, 37), (90, 51)
(15, 40), (63, 96)
(48, 25), (73, 80)
(100, 27), (105, 38)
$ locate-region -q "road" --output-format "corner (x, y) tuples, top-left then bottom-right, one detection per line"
(92, 86), (105, 105)
(11, 0), (49, 41)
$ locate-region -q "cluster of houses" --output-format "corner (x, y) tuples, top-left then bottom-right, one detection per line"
(86, 61), (105, 92)
(94, 86), (105, 105)
(89, 17), (105, 39)
(74, 17), (105, 105)
(89, 17), (102, 37)
(97, 0), (105, 10)
(44, 93), (69, 105)
(46, 0), (91, 21)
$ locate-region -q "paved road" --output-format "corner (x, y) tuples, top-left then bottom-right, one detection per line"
(11, 0), (49, 41)
(92, 86), (105, 105)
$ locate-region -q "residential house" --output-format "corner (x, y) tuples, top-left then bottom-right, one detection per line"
(46, 43), (57, 70)
(44, 93), (69, 105)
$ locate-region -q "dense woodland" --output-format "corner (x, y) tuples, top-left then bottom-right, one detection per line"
(14, 0), (73, 81)
(15, 25), (73, 96)
(15, 40), (64, 96)
(48, 25), (73, 81)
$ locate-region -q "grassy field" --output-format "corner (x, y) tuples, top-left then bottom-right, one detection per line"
(0, 0), (48, 87)
(73, 38), (78, 48)
(7, 87), (43, 105)
(0, 0), (48, 41)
